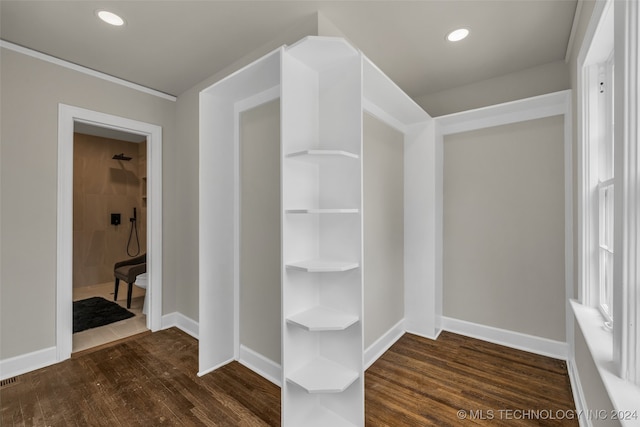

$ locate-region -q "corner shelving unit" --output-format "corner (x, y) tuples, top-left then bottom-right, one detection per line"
(281, 37), (363, 426)
(286, 260), (359, 273)
(199, 35), (434, 427)
(286, 306), (359, 331)
(285, 208), (359, 214)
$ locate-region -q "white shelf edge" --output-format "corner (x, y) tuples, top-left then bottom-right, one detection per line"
(286, 307), (359, 331)
(285, 259), (359, 273)
(286, 149), (359, 160)
(285, 208), (359, 214)
(298, 406), (358, 427)
(286, 358), (359, 393)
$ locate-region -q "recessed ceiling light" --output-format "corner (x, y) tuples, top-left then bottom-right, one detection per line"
(446, 28), (469, 42)
(96, 10), (125, 26)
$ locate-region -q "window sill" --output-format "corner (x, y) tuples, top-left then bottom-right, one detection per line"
(571, 300), (640, 426)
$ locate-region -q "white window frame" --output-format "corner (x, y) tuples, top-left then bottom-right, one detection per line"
(580, 9), (614, 313)
(577, 0), (639, 399)
(612, 0), (639, 386)
(597, 180), (614, 322)
(596, 55), (615, 325)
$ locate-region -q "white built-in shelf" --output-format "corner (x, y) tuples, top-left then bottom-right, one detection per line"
(285, 208), (359, 214)
(287, 307), (359, 331)
(287, 36), (359, 72)
(287, 358), (359, 393)
(287, 150), (359, 162)
(300, 407), (357, 427)
(286, 259), (359, 272)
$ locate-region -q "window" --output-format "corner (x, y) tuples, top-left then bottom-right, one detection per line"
(585, 53), (615, 325)
(579, 0), (640, 389)
(596, 56), (614, 324)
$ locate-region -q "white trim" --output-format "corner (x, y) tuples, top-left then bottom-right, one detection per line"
(0, 347), (57, 381)
(235, 86), (280, 113)
(576, 0), (612, 67)
(563, 88), (576, 366)
(197, 358), (235, 378)
(161, 312), (199, 340)
(233, 87), (281, 362)
(435, 90), (571, 135)
(614, 0), (640, 387)
(567, 358), (592, 427)
(362, 97), (409, 134)
(404, 121), (440, 340)
(404, 324), (443, 342)
(571, 300), (640, 426)
(364, 319), (405, 370)
(565, 0), (584, 63)
(435, 89), (573, 360)
(57, 107), (75, 362)
(198, 47), (282, 377)
(57, 104), (163, 362)
(441, 316), (569, 360)
(576, 0), (612, 307)
(1, 40), (177, 102)
(238, 345), (282, 387)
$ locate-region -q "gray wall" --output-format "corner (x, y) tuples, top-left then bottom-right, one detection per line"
(2, 8), (619, 419)
(417, 60), (570, 117)
(363, 114), (405, 348)
(239, 100), (281, 364)
(0, 48), (176, 359)
(236, 108), (407, 359)
(172, 15), (320, 322)
(443, 116), (566, 341)
(0, 12), (340, 362)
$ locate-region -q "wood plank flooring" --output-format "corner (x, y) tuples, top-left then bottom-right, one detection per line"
(1, 328), (577, 426)
(365, 332), (577, 426)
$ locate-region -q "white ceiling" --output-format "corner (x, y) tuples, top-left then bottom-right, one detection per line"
(0, 1), (578, 99)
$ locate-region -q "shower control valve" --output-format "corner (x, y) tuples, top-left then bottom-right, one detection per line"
(111, 213), (121, 226)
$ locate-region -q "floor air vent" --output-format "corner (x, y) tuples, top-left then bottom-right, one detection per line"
(0, 376), (18, 388)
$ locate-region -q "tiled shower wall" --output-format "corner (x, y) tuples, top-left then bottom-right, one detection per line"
(73, 133), (147, 288)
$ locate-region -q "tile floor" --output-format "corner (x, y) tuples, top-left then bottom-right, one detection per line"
(72, 281), (148, 353)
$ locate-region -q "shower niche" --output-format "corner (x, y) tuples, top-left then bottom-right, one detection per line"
(199, 36), (435, 426)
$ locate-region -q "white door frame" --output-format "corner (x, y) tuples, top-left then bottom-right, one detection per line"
(57, 104), (163, 361)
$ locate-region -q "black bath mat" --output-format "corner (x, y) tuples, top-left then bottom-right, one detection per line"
(73, 297), (135, 333)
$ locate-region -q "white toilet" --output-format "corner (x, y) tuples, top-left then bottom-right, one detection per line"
(134, 273), (149, 315)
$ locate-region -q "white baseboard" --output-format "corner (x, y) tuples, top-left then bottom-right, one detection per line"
(365, 319), (405, 369)
(567, 358), (591, 427)
(0, 312), (198, 381)
(161, 310), (405, 385)
(161, 312), (199, 339)
(0, 346), (57, 381)
(238, 345), (282, 386)
(441, 316), (569, 360)
(197, 357), (234, 378)
(405, 326), (443, 341)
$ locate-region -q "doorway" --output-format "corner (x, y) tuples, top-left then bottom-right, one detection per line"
(72, 124), (148, 352)
(57, 104), (163, 362)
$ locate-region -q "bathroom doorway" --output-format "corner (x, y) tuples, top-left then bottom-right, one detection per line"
(72, 124), (149, 353)
(57, 105), (163, 362)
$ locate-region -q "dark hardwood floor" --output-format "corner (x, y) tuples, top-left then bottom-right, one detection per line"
(365, 332), (577, 426)
(1, 328), (577, 426)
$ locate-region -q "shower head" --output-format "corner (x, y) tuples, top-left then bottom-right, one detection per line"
(112, 153), (132, 161)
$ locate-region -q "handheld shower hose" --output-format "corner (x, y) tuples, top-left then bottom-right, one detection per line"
(127, 207), (140, 257)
